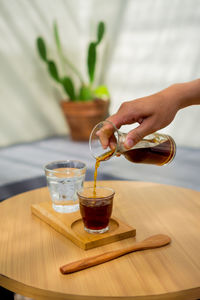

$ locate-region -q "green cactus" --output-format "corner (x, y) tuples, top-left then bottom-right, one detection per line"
(36, 21), (109, 101)
(36, 36), (76, 100)
(87, 21), (105, 84)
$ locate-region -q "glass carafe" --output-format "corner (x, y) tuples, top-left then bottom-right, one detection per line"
(89, 121), (176, 166)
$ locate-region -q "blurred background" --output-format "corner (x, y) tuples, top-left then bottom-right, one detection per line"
(0, 0), (200, 193)
(1, 0), (200, 147)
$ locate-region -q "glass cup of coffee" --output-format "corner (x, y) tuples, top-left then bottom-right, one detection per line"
(77, 187), (115, 234)
(44, 160), (86, 213)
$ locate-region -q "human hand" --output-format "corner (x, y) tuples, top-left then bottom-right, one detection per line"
(100, 87), (180, 150)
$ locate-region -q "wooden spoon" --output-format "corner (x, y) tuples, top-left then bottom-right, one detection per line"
(60, 234), (171, 274)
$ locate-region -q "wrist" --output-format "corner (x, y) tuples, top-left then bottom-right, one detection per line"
(167, 83), (187, 110)
(167, 79), (200, 110)
(158, 84), (181, 112)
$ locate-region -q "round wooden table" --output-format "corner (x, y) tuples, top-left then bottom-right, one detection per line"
(0, 181), (200, 300)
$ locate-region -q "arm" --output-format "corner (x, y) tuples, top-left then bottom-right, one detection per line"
(106, 79), (200, 149)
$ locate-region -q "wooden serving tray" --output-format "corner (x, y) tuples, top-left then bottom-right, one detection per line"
(31, 201), (136, 250)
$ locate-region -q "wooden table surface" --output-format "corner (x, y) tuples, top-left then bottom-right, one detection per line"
(0, 181), (200, 300)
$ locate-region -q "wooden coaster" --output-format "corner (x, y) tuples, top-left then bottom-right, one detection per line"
(31, 201), (136, 250)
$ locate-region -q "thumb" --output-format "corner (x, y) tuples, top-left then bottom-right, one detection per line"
(124, 119), (154, 149)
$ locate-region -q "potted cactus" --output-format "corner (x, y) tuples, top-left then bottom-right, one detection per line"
(36, 21), (110, 141)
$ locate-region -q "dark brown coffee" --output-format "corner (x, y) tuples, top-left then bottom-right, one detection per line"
(123, 138), (176, 165)
(80, 200), (113, 230)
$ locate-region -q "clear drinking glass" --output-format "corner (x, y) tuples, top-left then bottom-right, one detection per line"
(89, 120), (176, 166)
(44, 160), (86, 213)
(77, 187), (115, 234)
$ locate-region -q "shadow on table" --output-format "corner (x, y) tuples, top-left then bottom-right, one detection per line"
(0, 286), (14, 300)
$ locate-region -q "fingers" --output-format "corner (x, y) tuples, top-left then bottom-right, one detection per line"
(96, 99), (156, 150)
(96, 121), (115, 149)
(124, 118), (156, 149)
(109, 134), (117, 150)
(106, 114), (122, 129)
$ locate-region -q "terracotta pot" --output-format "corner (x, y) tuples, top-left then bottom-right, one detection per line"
(61, 99), (110, 141)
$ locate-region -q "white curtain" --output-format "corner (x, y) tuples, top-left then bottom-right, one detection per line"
(0, 0), (200, 147)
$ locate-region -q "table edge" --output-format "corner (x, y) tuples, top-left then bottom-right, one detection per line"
(1, 274), (200, 300)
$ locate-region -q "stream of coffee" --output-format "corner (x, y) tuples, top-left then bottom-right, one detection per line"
(93, 149), (115, 196)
